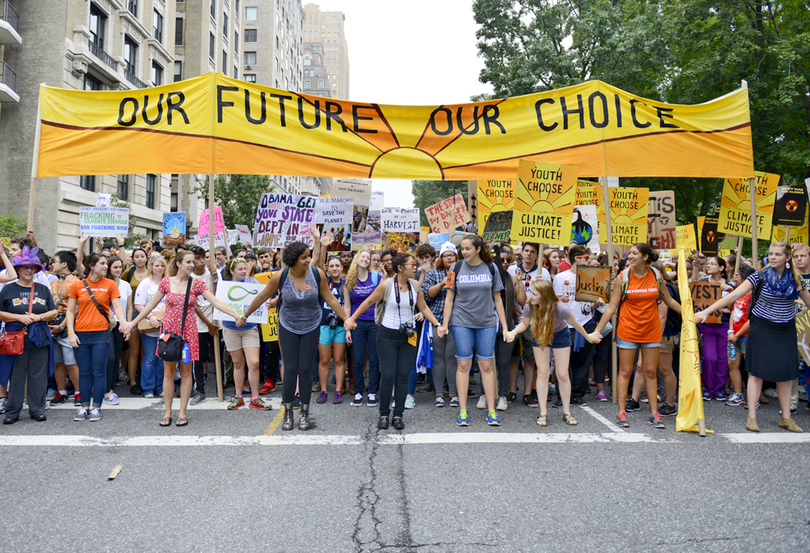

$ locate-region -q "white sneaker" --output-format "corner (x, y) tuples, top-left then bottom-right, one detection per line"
(764, 388), (779, 399)
(496, 396), (508, 411)
(476, 395), (487, 409)
(103, 393), (120, 406)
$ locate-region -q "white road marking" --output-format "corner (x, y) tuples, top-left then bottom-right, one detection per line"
(579, 405), (625, 433)
(721, 432), (810, 444)
(47, 397), (283, 411)
(378, 432), (666, 444)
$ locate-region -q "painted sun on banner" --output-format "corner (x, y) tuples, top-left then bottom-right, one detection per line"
(510, 160), (578, 245)
(718, 171), (779, 240)
(597, 187), (649, 246)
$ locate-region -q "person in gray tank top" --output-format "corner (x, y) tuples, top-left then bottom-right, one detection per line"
(244, 242), (354, 431)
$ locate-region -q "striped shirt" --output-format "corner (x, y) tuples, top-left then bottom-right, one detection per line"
(747, 270), (807, 323)
(422, 268), (449, 323)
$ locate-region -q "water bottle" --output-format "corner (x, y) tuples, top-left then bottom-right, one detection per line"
(182, 343), (191, 364)
(727, 340), (736, 360)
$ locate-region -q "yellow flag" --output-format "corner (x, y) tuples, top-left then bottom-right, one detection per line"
(676, 247), (708, 432)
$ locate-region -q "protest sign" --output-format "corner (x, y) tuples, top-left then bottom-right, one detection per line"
(476, 179), (516, 226)
(195, 232), (226, 249)
(690, 281), (722, 324)
(700, 215), (720, 255)
(253, 193), (316, 248)
(795, 309), (810, 365)
(331, 178), (371, 207)
(79, 207), (129, 237)
(648, 191), (676, 251)
(95, 193), (111, 208)
(388, 232), (419, 254)
(482, 210), (513, 243)
(254, 273), (278, 342)
(315, 197), (354, 252)
(235, 224), (252, 246)
(571, 205), (599, 253)
(428, 232), (449, 249)
(773, 185), (807, 227)
(227, 229), (239, 246)
(355, 190), (383, 247)
(675, 224), (697, 251)
(597, 187), (649, 246)
(599, 176), (619, 188)
(575, 181), (603, 206)
(718, 171), (779, 239)
(511, 160), (578, 245)
(773, 206), (809, 246)
(425, 194), (471, 233)
(575, 265), (610, 302)
(381, 208), (420, 233)
(196, 206), (227, 248)
(163, 212), (186, 247)
(213, 280), (268, 324)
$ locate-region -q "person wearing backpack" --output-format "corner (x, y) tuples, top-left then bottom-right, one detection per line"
(654, 260), (680, 416)
(696, 242), (809, 433)
(594, 243), (682, 429)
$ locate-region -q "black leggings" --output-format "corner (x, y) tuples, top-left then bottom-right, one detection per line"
(278, 323), (320, 405)
(377, 326), (417, 418)
(193, 332), (213, 394)
(106, 324), (124, 393)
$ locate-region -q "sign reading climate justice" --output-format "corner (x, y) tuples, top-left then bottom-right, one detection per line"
(718, 171), (779, 240)
(37, 74), (754, 180)
(79, 207), (129, 237)
(510, 160), (578, 246)
(597, 187), (649, 246)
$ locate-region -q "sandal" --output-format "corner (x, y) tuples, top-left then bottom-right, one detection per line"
(563, 413), (578, 426)
(536, 414), (548, 426)
(159, 417), (172, 427)
(175, 417), (188, 427)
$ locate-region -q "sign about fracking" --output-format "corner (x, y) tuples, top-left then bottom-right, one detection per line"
(510, 160), (578, 245)
(162, 212), (186, 247)
(718, 171), (779, 239)
(79, 207), (129, 237)
(253, 193), (316, 248)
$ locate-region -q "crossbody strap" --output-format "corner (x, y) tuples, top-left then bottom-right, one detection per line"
(26, 283), (35, 316)
(177, 277), (193, 339)
(82, 279), (109, 321)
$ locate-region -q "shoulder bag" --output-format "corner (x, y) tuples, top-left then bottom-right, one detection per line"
(0, 283), (35, 355)
(158, 277), (193, 362)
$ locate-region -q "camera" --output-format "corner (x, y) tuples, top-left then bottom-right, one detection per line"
(326, 312), (340, 330)
(399, 322), (415, 338)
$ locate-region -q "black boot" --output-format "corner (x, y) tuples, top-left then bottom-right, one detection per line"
(298, 405), (312, 431)
(282, 404), (295, 431)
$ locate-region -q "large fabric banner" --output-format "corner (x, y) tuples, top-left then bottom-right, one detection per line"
(37, 74), (753, 179)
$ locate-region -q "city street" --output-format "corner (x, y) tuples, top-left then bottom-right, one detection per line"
(1, 384), (808, 552)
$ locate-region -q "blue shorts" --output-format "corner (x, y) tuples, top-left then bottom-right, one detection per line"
(450, 325), (497, 361)
(319, 324), (346, 345)
(531, 328), (571, 350)
(616, 337), (661, 349)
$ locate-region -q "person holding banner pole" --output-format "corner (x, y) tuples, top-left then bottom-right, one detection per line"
(125, 251), (245, 427)
(695, 242), (808, 432)
(698, 257), (733, 402)
(243, 242), (354, 431)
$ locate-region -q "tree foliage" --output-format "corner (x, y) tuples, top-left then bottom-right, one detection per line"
(411, 180), (468, 228)
(0, 214), (27, 239)
(192, 174), (275, 229)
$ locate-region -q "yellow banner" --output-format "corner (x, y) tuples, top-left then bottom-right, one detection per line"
(37, 74), (754, 179)
(718, 171), (779, 240)
(511, 161), (578, 245)
(676, 248), (708, 432)
(597, 187), (649, 246)
(773, 206), (809, 246)
(675, 224), (697, 251)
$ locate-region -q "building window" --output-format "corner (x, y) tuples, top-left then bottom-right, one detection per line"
(210, 0), (216, 18)
(318, 80), (323, 88)
(83, 73), (102, 90)
(89, 4), (106, 49)
(245, 29), (257, 42)
(222, 50), (227, 72)
(127, 0), (138, 17)
(117, 175), (129, 201)
(223, 12), (228, 35)
(304, 80), (309, 89)
(303, 57), (311, 66)
(209, 32), (215, 59)
(244, 6), (257, 21)
(235, 0), (240, 19)
(153, 10), (164, 43)
(334, 32), (339, 37)
(233, 66), (238, 79)
(124, 36), (137, 73)
(151, 61), (163, 86)
(234, 32), (239, 52)
(244, 51), (256, 65)
(244, 74), (256, 82)
(171, 192), (178, 212)
(146, 175), (156, 209)
(175, 17), (183, 45)
(80, 176), (96, 192)
(174, 61), (182, 82)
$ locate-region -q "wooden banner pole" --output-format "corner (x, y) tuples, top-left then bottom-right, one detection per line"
(601, 176), (618, 404)
(208, 173), (224, 402)
(27, 102), (43, 230)
(750, 177), (758, 267)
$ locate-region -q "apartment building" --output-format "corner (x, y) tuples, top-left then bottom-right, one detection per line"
(303, 3), (348, 99)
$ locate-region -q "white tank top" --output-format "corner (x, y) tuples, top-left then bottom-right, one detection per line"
(381, 280), (417, 330)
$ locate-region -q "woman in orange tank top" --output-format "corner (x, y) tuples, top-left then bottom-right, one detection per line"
(594, 243), (681, 429)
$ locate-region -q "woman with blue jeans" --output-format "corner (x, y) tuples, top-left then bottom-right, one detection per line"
(134, 257), (168, 398)
(344, 248), (382, 407)
(67, 253), (129, 422)
(442, 235), (509, 427)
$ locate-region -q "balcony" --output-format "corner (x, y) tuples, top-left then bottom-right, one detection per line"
(0, 0), (21, 44)
(0, 60), (18, 102)
(88, 40), (118, 72)
(124, 67), (148, 89)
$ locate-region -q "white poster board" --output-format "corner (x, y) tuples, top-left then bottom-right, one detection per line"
(213, 281), (268, 324)
(79, 207), (129, 237)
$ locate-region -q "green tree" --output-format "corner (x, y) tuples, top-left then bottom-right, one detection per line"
(192, 174), (275, 229)
(0, 214), (27, 239)
(411, 180), (467, 228)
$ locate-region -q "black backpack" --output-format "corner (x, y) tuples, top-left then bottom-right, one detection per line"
(664, 282), (682, 334)
(276, 265), (321, 313)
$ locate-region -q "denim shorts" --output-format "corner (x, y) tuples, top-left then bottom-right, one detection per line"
(450, 325), (497, 361)
(531, 328), (571, 350)
(319, 324), (346, 345)
(53, 333), (76, 365)
(616, 337), (662, 349)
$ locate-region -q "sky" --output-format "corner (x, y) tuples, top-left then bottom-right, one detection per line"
(317, 0), (493, 208)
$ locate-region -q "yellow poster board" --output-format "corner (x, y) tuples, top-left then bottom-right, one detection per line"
(575, 180), (603, 207)
(597, 187), (649, 246)
(477, 179), (517, 224)
(254, 272), (278, 342)
(510, 160), (578, 245)
(773, 206), (810, 246)
(718, 171), (779, 240)
(675, 224), (698, 251)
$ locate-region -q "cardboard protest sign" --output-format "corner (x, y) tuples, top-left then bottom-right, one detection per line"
(79, 207), (129, 237)
(575, 181), (603, 206)
(795, 309), (810, 365)
(235, 224), (252, 246)
(196, 206), (227, 249)
(718, 171), (779, 239)
(253, 193), (316, 248)
(648, 191), (676, 251)
(773, 206), (810, 246)
(355, 190), (383, 247)
(425, 193), (471, 233)
(162, 212), (186, 247)
(773, 185), (807, 226)
(482, 210), (513, 243)
(315, 197), (354, 252)
(597, 187), (649, 246)
(381, 208), (420, 233)
(690, 281), (722, 324)
(571, 205), (599, 253)
(700, 215), (720, 255)
(511, 160), (578, 245)
(675, 224), (697, 251)
(331, 178), (371, 207)
(428, 232), (449, 249)
(213, 280), (268, 324)
(575, 265), (610, 302)
(254, 273), (278, 342)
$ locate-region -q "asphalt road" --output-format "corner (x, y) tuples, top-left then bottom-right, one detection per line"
(1, 381), (808, 553)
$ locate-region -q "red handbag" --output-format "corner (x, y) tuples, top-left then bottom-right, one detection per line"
(0, 283), (35, 356)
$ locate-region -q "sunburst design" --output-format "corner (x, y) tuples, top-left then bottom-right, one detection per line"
(514, 161), (577, 214)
